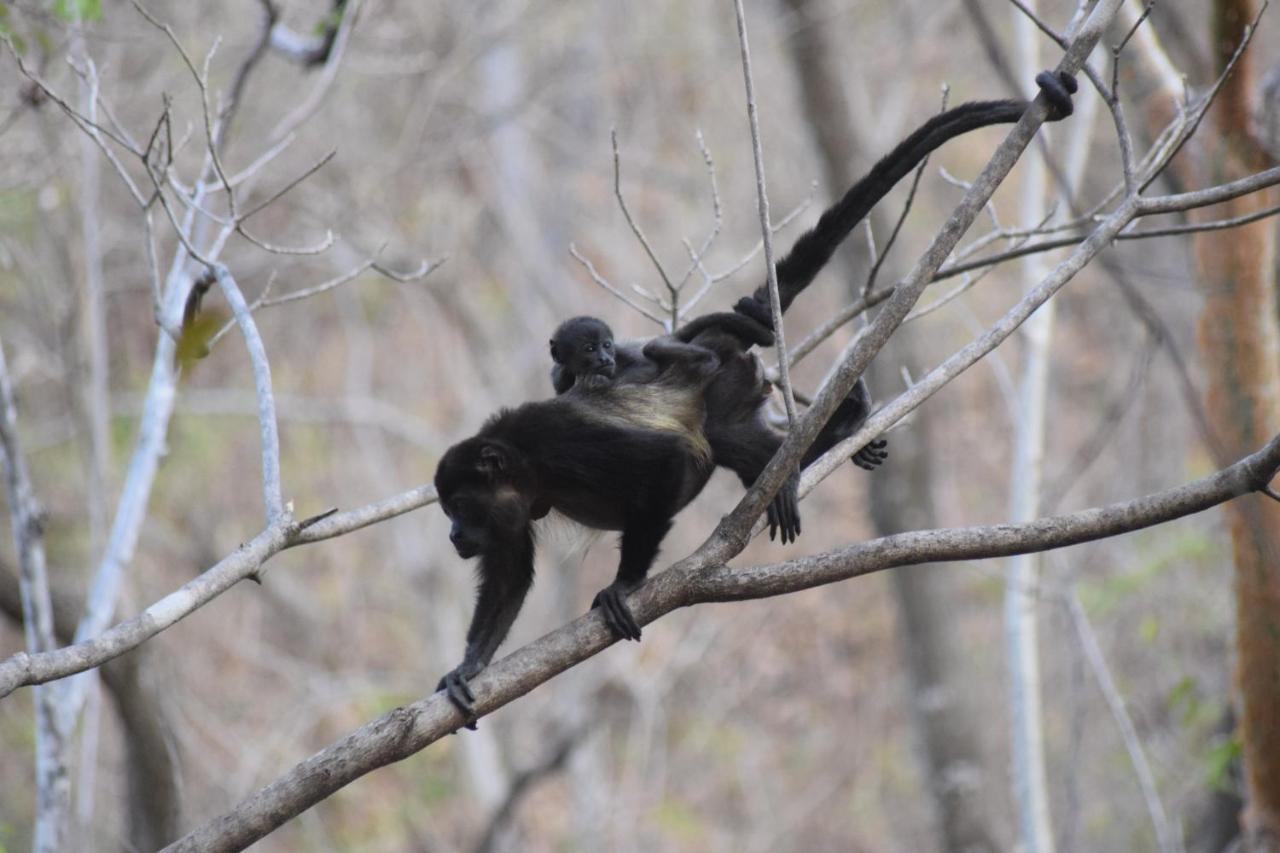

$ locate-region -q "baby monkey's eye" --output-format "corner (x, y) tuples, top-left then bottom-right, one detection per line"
(603, 341), (612, 350)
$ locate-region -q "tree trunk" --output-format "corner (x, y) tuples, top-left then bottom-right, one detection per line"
(1195, 1), (1280, 847)
(1003, 7), (1055, 851)
(780, 1), (1002, 849)
(0, 566), (182, 850)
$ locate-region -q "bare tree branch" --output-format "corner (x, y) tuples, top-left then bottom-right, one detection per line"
(730, 0), (797, 423)
(211, 266), (285, 522)
(1066, 591), (1182, 853)
(163, 430), (1280, 852)
(0, 338), (70, 852)
(712, 0), (1123, 556)
(0, 477), (439, 699)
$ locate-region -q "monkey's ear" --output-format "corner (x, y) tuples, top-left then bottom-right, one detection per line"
(549, 339), (561, 363)
(477, 444), (508, 477)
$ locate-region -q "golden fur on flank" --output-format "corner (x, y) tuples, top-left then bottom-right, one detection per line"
(570, 377), (712, 465)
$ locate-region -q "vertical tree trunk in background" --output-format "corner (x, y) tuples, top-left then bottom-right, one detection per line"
(1196, 2), (1280, 847)
(0, 569), (181, 850)
(780, 1), (1002, 849)
(1003, 6), (1055, 852)
(1192, 0), (1280, 845)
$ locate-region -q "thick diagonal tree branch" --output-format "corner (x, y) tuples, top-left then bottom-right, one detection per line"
(161, 431), (1280, 853)
(0, 483), (438, 699)
(708, 0), (1123, 557)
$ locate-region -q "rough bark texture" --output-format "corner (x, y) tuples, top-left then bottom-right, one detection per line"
(780, 1), (1002, 849)
(166, 427), (1280, 851)
(1196, 1), (1280, 847)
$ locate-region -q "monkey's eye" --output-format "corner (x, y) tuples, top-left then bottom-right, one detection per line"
(584, 344), (595, 353)
(449, 500), (484, 526)
(602, 341), (612, 350)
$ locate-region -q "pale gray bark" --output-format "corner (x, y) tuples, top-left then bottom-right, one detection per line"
(0, 568), (182, 850)
(0, 340), (69, 852)
(1004, 7), (1056, 851)
(164, 429), (1280, 853)
(779, 0), (1003, 847)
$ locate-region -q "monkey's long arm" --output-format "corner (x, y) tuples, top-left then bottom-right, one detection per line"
(437, 530), (535, 722)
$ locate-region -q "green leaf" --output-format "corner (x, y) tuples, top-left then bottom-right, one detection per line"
(1203, 735), (1241, 792)
(1166, 676), (1197, 724)
(52, 0), (102, 23)
(0, 5), (26, 55)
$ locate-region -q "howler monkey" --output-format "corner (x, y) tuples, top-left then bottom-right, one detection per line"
(549, 70), (1077, 539)
(436, 329), (880, 720)
(550, 314), (887, 543)
(434, 336), (720, 720)
(434, 71), (1078, 721)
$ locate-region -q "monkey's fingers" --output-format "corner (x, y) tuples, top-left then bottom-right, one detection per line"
(732, 295), (775, 331)
(592, 585), (643, 642)
(852, 439), (889, 470)
(773, 499), (793, 545)
(772, 480), (801, 545)
(437, 671), (479, 729)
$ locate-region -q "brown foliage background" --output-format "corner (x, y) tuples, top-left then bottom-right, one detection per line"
(0, 0), (1268, 849)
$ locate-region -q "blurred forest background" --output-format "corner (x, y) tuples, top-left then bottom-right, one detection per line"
(1, 0), (1277, 850)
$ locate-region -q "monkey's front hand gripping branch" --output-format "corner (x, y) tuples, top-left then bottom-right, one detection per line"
(436, 666), (480, 731)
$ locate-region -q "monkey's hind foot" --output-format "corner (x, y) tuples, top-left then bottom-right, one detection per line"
(592, 581), (643, 642)
(1036, 69), (1079, 120)
(436, 668), (480, 731)
(852, 438), (889, 471)
(732, 294), (776, 332)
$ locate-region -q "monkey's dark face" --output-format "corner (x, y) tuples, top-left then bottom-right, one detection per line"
(435, 438), (534, 559)
(441, 491), (489, 558)
(550, 316), (616, 379)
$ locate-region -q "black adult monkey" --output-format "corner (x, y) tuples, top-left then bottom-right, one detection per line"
(435, 336), (721, 720)
(548, 71), (1077, 538)
(732, 70), (1078, 328)
(435, 71), (1078, 720)
(550, 314), (886, 542)
(437, 328), (881, 720)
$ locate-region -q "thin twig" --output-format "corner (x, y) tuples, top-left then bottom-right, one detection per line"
(238, 227), (336, 256)
(673, 130), (724, 298)
(268, 0), (361, 144)
(1044, 331), (1157, 510)
(237, 150), (337, 223)
(683, 192), (814, 314)
(4, 42), (147, 206)
(1006, 0), (1067, 46)
(862, 86), (951, 299)
(1067, 593), (1183, 853)
(226, 133), (297, 188)
(265, 256), (442, 307)
(568, 244), (670, 328)
(131, 2), (237, 214)
(730, 0), (796, 423)
(610, 129), (676, 321)
(1138, 2), (1267, 191)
